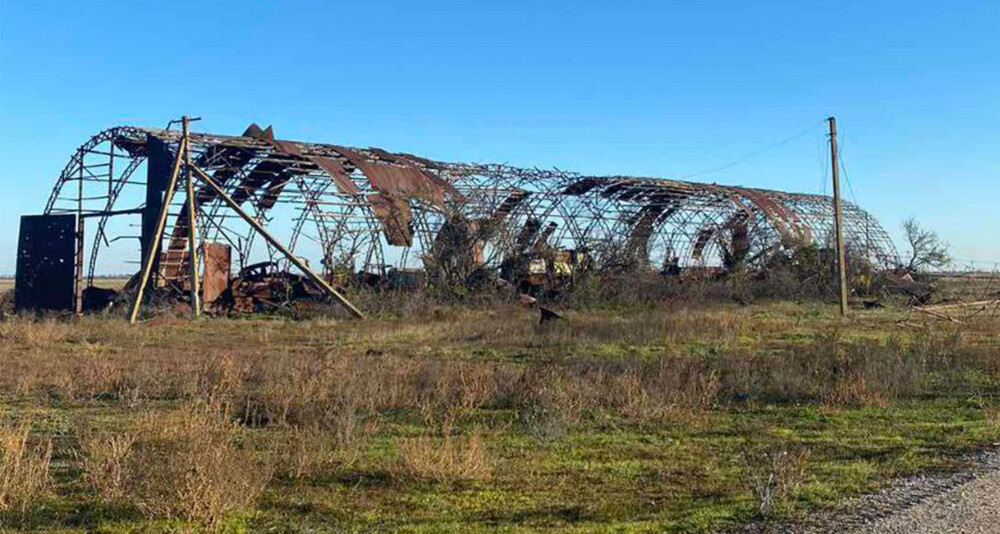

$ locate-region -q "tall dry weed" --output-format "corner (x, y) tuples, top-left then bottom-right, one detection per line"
(394, 420), (492, 482)
(79, 430), (138, 504)
(133, 404), (273, 527)
(80, 404), (272, 529)
(741, 446), (809, 518)
(0, 420), (53, 517)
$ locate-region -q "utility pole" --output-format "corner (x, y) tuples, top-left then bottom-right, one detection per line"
(828, 116), (849, 316)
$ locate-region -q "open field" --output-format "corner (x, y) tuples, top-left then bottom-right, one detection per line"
(2, 300), (1000, 533)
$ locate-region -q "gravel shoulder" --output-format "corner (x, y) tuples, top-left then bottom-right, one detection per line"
(841, 446), (1000, 534)
(753, 446), (1000, 534)
(861, 465), (1000, 534)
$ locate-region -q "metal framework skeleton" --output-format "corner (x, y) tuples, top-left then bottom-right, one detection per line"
(43, 124), (898, 301)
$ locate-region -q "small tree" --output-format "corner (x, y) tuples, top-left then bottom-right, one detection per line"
(902, 218), (951, 272)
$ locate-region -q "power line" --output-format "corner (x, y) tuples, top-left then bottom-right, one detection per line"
(836, 133), (859, 205)
(679, 119), (826, 180)
(818, 128), (829, 197)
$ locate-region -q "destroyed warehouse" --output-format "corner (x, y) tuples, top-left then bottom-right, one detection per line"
(15, 123), (898, 316)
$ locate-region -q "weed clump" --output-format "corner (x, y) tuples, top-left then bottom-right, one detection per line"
(740, 446), (809, 518)
(80, 404), (272, 530)
(394, 421), (492, 482)
(0, 419), (53, 519)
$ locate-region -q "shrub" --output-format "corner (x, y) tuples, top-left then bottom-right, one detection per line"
(135, 405), (273, 527)
(740, 446), (809, 518)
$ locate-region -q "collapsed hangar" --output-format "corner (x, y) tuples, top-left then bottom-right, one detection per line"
(17, 123), (898, 315)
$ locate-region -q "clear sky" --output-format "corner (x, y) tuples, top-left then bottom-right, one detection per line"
(1, 1), (997, 274)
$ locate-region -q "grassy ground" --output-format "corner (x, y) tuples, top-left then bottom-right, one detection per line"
(1, 300), (999, 533)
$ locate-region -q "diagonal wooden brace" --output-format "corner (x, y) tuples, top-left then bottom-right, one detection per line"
(128, 137), (186, 324)
(188, 163), (365, 319)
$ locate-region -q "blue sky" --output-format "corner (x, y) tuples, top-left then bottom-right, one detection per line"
(1, 1), (998, 273)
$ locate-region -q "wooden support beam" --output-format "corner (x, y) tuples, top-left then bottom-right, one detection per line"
(128, 138), (186, 324)
(183, 116), (202, 317)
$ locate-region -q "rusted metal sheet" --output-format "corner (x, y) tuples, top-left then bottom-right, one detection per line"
(516, 218), (542, 252)
(562, 178), (604, 196)
(272, 139), (300, 155)
(244, 123), (275, 143)
(692, 227), (716, 261)
(15, 214), (77, 311)
(333, 146), (454, 208)
(535, 222), (558, 249)
(310, 155), (361, 195)
(201, 242), (231, 304)
(731, 187), (811, 244)
(159, 249), (188, 285)
(255, 128), (364, 197)
(258, 174), (293, 210)
(366, 147), (462, 200)
(624, 205), (666, 259)
(367, 192), (414, 246)
(191, 142), (256, 205)
(393, 151), (446, 170)
(231, 160), (285, 205)
(724, 214), (751, 268)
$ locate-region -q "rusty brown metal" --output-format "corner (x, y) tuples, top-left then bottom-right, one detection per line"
(333, 146), (453, 209)
(310, 155), (361, 195)
(366, 147), (463, 201)
(201, 242), (231, 305)
(730, 187), (810, 244)
(367, 192), (414, 246)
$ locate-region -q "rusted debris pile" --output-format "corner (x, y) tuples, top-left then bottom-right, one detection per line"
(15, 121), (900, 319)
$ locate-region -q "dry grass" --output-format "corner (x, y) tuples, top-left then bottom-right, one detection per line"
(133, 404), (272, 527)
(0, 419), (52, 518)
(79, 404), (273, 529)
(394, 423), (492, 482)
(0, 301), (998, 531)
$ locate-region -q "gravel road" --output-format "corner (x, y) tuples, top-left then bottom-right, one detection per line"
(747, 447), (1000, 534)
(860, 465), (1000, 533)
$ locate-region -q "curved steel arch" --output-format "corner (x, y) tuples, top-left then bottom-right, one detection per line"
(41, 123), (899, 296)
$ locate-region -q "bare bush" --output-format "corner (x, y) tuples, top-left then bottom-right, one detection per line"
(0, 419), (53, 517)
(134, 404), (273, 527)
(79, 430), (138, 504)
(975, 393), (1000, 429)
(741, 446), (809, 518)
